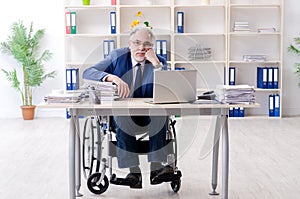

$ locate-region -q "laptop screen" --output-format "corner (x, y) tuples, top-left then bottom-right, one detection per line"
(152, 70), (197, 104)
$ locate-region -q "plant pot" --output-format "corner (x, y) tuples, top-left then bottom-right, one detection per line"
(21, 105), (36, 120)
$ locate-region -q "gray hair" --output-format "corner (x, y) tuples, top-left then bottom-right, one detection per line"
(129, 27), (155, 42)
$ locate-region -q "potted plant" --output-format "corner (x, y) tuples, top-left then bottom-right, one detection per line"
(288, 36), (300, 85)
(0, 20), (56, 120)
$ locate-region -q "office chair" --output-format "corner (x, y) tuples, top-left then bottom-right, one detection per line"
(82, 115), (182, 195)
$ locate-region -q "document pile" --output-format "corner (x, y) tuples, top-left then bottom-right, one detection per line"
(243, 55), (267, 62)
(188, 44), (212, 61)
(257, 27), (276, 33)
(215, 85), (255, 104)
(83, 79), (118, 101)
(233, 21), (250, 32)
(45, 91), (82, 103)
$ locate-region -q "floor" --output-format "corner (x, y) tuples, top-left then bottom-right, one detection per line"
(0, 116), (299, 199)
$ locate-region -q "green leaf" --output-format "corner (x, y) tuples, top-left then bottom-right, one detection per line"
(0, 20), (56, 105)
(1, 69), (21, 92)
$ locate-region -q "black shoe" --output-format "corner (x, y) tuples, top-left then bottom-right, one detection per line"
(125, 173), (142, 189)
(110, 173), (142, 189)
(150, 165), (174, 185)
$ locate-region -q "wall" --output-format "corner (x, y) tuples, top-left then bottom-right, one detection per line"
(0, 0), (66, 118)
(283, 0), (300, 116)
(0, 0), (299, 118)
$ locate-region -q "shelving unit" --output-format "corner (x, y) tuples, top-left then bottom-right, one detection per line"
(63, 0), (283, 117)
(227, 0), (283, 117)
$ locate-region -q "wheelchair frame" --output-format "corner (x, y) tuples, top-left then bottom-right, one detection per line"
(82, 115), (182, 194)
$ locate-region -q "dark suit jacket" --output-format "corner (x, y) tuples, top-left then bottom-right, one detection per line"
(82, 47), (167, 97)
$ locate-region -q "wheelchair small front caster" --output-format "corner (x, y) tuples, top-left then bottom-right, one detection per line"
(170, 170), (182, 192)
(87, 172), (109, 195)
(171, 179), (181, 192)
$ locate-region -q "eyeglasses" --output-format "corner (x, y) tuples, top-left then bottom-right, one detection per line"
(130, 40), (153, 48)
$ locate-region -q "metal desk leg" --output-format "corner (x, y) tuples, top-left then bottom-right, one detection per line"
(75, 117), (83, 197)
(69, 112), (76, 199)
(210, 115), (221, 196)
(222, 114), (229, 199)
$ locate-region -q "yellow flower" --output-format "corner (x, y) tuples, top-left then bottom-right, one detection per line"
(131, 20), (140, 28)
(136, 11), (143, 17)
(131, 11), (152, 29)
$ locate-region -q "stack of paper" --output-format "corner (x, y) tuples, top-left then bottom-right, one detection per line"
(243, 54), (267, 62)
(188, 44), (212, 61)
(215, 85), (255, 104)
(83, 79), (119, 101)
(233, 21), (250, 32)
(45, 92), (82, 103)
(257, 27), (276, 33)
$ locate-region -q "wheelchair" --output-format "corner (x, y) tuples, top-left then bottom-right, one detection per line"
(82, 115), (182, 195)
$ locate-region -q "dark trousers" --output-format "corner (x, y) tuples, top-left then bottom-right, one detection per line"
(113, 116), (168, 168)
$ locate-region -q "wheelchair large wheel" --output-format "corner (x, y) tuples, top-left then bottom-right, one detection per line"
(87, 172), (109, 195)
(82, 116), (102, 179)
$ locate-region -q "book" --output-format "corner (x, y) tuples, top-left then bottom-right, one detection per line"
(66, 68), (79, 90)
(70, 12), (77, 34)
(229, 67), (236, 85)
(103, 40), (115, 58)
(65, 12), (71, 34)
(177, 12), (184, 33)
(110, 12), (116, 34)
(257, 67), (268, 89)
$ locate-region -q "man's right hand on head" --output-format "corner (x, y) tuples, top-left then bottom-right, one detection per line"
(106, 75), (130, 98)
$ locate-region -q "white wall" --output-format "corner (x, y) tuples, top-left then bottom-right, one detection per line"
(283, 0), (300, 116)
(0, 0), (66, 118)
(0, 0), (299, 118)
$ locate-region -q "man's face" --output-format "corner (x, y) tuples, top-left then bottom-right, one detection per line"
(128, 31), (154, 63)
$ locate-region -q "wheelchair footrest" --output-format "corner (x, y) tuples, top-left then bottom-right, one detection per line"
(151, 170), (182, 185)
(110, 174), (142, 189)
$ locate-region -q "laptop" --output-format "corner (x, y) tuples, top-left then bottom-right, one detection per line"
(149, 70), (197, 104)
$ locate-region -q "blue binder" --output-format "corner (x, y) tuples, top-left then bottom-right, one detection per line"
(103, 40), (109, 58)
(257, 67), (261, 88)
(66, 108), (71, 119)
(71, 68), (79, 90)
(161, 40), (168, 60)
(262, 67), (268, 88)
(238, 107), (244, 117)
(66, 108), (84, 119)
(233, 107), (239, 117)
(103, 40), (115, 58)
(268, 94), (274, 117)
(229, 67), (235, 85)
(274, 94), (280, 117)
(224, 67), (226, 85)
(257, 67), (269, 88)
(177, 12), (184, 33)
(109, 40), (115, 55)
(273, 67), (279, 89)
(267, 67), (273, 88)
(229, 107), (234, 117)
(156, 40), (161, 56)
(257, 67), (263, 88)
(66, 69), (72, 90)
(110, 12), (116, 34)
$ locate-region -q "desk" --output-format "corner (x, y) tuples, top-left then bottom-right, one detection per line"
(38, 98), (259, 199)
